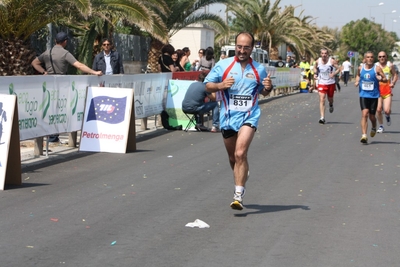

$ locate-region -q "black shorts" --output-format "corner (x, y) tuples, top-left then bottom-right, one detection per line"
(359, 97), (378, 114)
(221, 123), (257, 139)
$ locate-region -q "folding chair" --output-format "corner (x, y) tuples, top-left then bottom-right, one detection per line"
(183, 112), (199, 132)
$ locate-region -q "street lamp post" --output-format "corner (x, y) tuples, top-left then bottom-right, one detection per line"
(383, 10), (397, 30)
(368, 2), (384, 21)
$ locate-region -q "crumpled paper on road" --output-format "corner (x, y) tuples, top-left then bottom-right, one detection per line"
(185, 219), (210, 228)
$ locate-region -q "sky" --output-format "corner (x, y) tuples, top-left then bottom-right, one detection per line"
(210, 0), (400, 38)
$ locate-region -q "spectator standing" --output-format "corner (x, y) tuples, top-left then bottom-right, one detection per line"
(299, 56), (312, 88)
(342, 57), (352, 86)
(172, 50), (185, 71)
(192, 48), (205, 71)
(31, 32), (102, 143)
(199, 47), (215, 71)
(158, 44), (176, 72)
(275, 56), (285, 67)
(285, 55), (294, 68)
(92, 38), (124, 75)
(32, 32), (102, 76)
(180, 47), (192, 71)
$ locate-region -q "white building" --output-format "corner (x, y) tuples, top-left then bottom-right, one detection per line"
(169, 24), (215, 57)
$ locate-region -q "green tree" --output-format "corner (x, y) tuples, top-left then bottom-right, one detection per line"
(341, 18), (397, 60)
(227, 0), (333, 61)
(0, 0), (170, 75)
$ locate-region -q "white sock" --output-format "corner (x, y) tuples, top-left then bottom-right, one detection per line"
(235, 186), (245, 194)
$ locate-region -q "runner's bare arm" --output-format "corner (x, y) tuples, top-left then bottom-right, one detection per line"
(313, 61), (318, 79)
(354, 66), (362, 87)
(205, 76), (235, 92)
(390, 65), (398, 87)
(261, 73), (273, 96)
(375, 66), (387, 82)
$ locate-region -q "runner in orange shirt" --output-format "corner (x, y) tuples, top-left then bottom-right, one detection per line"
(375, 51), (398, 133)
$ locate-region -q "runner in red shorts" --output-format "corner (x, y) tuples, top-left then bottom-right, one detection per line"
(313, 48), (340, 124)
(375, 51), (398, 133)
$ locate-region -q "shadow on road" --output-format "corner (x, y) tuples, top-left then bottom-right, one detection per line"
(234, 204), (310, 217)
(377, 130), (400, 134)
(325, 121), (353, 125)
(370, 140), (400, 145)
(5, 183), (49, 190)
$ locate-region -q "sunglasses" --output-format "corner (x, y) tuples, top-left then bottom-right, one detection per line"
(102, 43), (111, 46)
(378, 56), (386, 58)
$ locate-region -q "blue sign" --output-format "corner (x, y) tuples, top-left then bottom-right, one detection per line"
(347, 51), (354, 57)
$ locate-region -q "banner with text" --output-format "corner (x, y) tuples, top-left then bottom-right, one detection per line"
(0, 73), (171, 140)
(79, 87), (134, 153)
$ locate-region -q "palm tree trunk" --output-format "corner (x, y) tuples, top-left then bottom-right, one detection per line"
(148, 39), (165, 73)
(0, 38), (36, 76)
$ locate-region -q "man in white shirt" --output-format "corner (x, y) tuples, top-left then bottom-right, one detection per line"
(341, 57), (352, 86)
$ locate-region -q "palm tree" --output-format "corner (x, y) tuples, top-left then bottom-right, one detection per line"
(59, 0), (170, 70)
(0, 0), (91, 75)
(0, 0), (170, 75)
(227, 0), (333, 61)
(146, 0), (230, 72)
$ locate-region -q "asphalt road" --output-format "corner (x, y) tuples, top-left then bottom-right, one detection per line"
(1, 85), (400, 267)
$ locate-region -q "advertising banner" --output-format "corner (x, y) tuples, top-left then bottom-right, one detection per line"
(79, 87), (134, 153)
(166, 80), (196, 128)
(0, 73), (171, 141)
(0, 94), (20, 190)
(266, 66), (301, 88)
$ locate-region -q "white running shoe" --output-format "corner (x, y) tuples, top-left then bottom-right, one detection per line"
(377, 126), (384, 133)
(230, 191), (245, 210)
(360, 135), (368, 144)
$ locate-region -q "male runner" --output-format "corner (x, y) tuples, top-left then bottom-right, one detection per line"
(204, 32), (273, 210)
(355, 51), (387, 144)
(313, 48), (340, 124)
(375, 51), (398, 133)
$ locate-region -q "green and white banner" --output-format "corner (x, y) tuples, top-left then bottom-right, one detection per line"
(0, 73), (171, 140)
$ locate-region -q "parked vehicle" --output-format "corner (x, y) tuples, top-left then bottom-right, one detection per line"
(220, 45), (271, 66)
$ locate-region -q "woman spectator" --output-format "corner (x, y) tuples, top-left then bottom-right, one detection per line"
(180, 47), (192, 71)
(192, 48), (205, 71)
(158, 44), (176, 72)
(199, 46), (215, 71)
(172, 50), (185, 71)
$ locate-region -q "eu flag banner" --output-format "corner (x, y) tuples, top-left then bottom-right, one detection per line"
(86, 96), (127, 124)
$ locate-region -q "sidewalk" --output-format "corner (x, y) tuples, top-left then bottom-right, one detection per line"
(20, 116), (161, 166)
